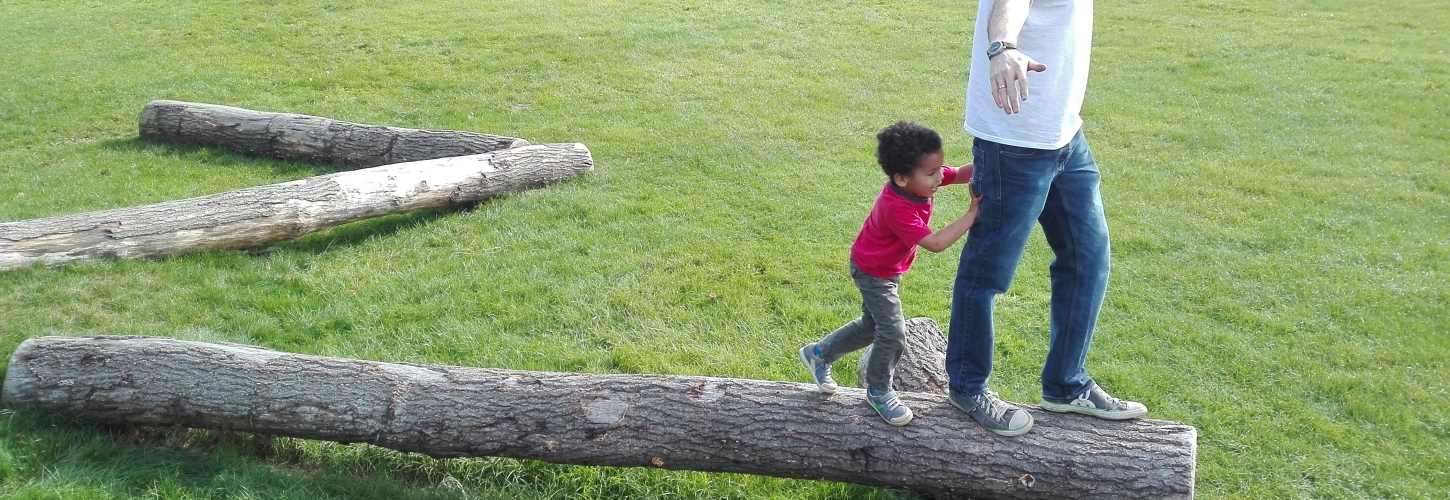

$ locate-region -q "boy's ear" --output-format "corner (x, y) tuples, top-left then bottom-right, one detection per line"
(892, 173), (909, 187)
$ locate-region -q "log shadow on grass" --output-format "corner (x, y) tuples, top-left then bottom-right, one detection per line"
(0, 408), (477, 500)
(0, 408), (907, 500)
(99, 137), (347, 179)
(279, 206), (468, 256)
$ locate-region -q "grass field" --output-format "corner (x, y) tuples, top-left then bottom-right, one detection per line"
(2, 0), (1447, 498)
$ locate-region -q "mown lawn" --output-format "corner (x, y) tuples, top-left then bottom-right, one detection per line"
(2, 0), (1446, 498)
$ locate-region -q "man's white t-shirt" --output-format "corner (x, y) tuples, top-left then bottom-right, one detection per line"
(964, 0), (1094, 150)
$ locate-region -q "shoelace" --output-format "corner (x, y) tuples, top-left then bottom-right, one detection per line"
(878, 394), (904, 412)
(1087, 387), (1124, 409)
(980, 391), (1010, 421)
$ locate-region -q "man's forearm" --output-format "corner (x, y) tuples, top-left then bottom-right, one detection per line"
(988, 0), (1032, 44)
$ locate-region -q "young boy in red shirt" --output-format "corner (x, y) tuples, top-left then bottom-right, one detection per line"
(800, 121), (983, 426)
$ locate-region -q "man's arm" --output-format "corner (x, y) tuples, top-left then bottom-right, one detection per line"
(987, 0), (1047, 115)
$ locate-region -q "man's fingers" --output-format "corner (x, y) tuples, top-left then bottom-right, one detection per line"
(1002, 77), (1022, 113)
(994, 78), (1009, 111)
(1016, 60), (1046, 103)
(995, 81), (1017, 114)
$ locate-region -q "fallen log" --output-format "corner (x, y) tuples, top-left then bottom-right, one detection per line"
(2, 336), (1196, 499)
(0, 143), (592, 271)
(859, 318), (1177, 499)
(139, 100), (529, 168)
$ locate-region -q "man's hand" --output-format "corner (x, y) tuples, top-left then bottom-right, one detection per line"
(990, 50), (1047, 114)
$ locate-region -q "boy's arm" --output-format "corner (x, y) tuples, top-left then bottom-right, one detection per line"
(950, 163), (974, 186)
(917, 192), (985, 253)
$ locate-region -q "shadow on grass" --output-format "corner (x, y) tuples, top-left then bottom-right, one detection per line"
(0, 408), (906, 500)
(98, 137), (347, 179)
(0, 409), (475, 500)
(279, 207), (468, 255)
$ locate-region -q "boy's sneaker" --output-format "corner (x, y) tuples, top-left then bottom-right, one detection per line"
(949, 390), (1034, 437)
(1041, 383), (1148, 420)
(866, 388), (914, 426)
(798, 343), (838, 394)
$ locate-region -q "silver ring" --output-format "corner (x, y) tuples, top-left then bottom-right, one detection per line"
(998, 85), (1007, 89)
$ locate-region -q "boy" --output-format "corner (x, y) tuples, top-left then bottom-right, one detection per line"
(799, 121), (983, 426)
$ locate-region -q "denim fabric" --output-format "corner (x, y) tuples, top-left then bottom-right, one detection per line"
(816, 259), (906, 392)
(945, 129), (1109, 401)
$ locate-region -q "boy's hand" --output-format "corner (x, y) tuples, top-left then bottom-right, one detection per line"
(917, 191), (986, 253)
(958, 163), (975, 183)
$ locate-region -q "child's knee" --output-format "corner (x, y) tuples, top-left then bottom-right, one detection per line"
(872, 330), (906, 353)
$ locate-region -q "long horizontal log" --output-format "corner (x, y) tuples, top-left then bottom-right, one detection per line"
(139, 100), (529, 167)
(0, 143), (592, 271)
(2, 336), (1195, 499)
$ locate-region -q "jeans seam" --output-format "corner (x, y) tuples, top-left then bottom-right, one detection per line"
(1055, 172), (1082, 398)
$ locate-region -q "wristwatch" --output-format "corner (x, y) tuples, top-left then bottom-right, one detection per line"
(986, 41), (1017, 58)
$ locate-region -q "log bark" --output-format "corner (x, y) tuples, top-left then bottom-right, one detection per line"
(139, 100), (530, 168)
(0, 143), (592, 271)
(2, 336), (1196, 499)
(857, 317), (951, 395)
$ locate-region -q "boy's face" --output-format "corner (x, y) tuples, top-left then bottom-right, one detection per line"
(892, 149), (947, 199)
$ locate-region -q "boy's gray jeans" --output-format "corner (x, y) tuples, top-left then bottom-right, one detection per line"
(815, 259), (905, 392)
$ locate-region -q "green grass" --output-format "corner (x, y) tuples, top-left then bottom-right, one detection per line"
(2, 0), (1447, 498)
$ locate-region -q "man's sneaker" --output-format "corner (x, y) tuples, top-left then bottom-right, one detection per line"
(1041, 383), (1148, 420)
(798, 343), (838, 394)
(949, 390), (1034, 437)
(866, 388), (914, 426)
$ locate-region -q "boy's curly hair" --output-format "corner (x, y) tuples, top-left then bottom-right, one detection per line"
(876, 121), (942, 179)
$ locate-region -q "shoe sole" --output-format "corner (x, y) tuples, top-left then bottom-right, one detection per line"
(1040, 401), (1148, 420)
(881, 413), (913, 426)
(988, 419), (1033, 437)
(871, 404), (914, 426)
(949, 396), (1033, 436)
(798, 346), (837, 394)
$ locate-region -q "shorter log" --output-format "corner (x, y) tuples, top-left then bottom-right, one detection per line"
(0, 143), (592, 271)
(139, 100), (529, 168)
(857, 317), (951, 394)
(2, 336), (1197, 499)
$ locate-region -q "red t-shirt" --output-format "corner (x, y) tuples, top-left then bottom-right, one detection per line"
(850, 166), (966, 278)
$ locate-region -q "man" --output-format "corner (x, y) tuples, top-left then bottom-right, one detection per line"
(946, 0), (1148, 437)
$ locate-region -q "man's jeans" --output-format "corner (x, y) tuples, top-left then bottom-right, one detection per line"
(816, 259), (905, 392)
(946, 129), (1109, 401)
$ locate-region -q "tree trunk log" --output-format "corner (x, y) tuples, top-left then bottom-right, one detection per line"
(857, 317), (952, 395)
(0, 143), (592, 271)
(139, 100), (530, 168)
(2, 336), (1195, 499)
